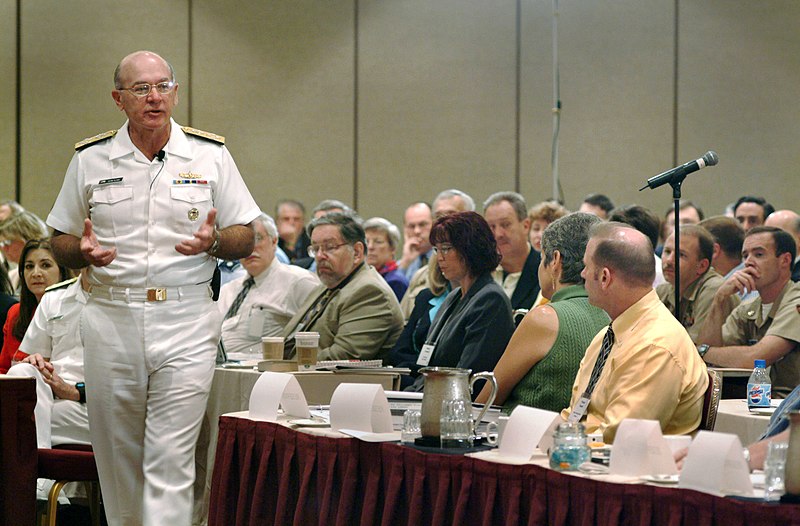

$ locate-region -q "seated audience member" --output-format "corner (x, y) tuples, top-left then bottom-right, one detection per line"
(0, 264), (17, 351)
(282, 212), (404, 361)
(1, 239), (71, 373)
(527, 200), (569, 253)
(218, 213), (319, 354)
(765, 209), (800, 282)
(656, 225), (739, 343)
(697, 226), (800, 398)
(608, 204), (666, 286)
(400, 188), (475, 318)
(388, 254), (451, 388)
(657, 199), (704, 255)
(733, 195), (774, 232)
(406, 212), (515, 392)
(561, 222), (708, 443)
(217, 244), (290, 287)
(0, 210), (49, 291)
(6, 269), (90, 447)
(475, 212), (609, 413)
(578, 193), (614, 219)
(275, 199), (311, 263)
(397, 202), (434, 281)
(6, 270), (91, 503)
(293, 199), (355, 271)
(698, 216), (745, 279)
(364, 217), (409, 301)
(483, 192), (541, 312)
(0, 198), (24, 269)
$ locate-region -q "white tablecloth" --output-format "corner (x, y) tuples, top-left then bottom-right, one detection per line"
(714, 399), (771, 445)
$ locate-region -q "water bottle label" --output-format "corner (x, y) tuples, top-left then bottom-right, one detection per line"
(747, 383), (772, 407)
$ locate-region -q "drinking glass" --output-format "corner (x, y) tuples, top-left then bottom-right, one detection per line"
(401, 409), (422, 444)
(764, 441), (788, 501)
(439, 399), (473, 448)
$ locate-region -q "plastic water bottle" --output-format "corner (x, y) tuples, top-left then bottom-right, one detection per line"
(747, 359), (772, 409)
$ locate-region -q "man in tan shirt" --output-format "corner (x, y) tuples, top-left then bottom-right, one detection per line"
(561, 222), (708, 443)
(657, 224), (739, 343)
(697, 226), (800, 397)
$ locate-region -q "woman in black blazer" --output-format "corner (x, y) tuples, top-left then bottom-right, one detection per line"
(407, 212), (515, 393)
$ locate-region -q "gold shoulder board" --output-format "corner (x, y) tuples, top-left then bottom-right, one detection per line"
(75, 130), (117, 151)
(181, 126), (225, 145)
(45, 276), (79, 293)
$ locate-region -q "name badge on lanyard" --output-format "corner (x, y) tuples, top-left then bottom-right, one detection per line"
(417, 343), (436, 366)
(567, 394), (591, 423)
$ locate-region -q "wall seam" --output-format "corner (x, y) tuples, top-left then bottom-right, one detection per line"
(15, 0), (21, 202)
(353, 0), (360, 210)
(514, 0), (522, 193)
(672, 0), (679, 165)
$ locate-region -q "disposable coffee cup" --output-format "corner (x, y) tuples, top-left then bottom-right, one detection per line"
(261, 337), (284, 360)
(294, 332), (320, 371)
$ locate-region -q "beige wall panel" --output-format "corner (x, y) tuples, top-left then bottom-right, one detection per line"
(0, 0), (16, 203)
(678, 1), (800, 214)
(19, 1), (189, 221)
(521, 1), (676, 214)
(192, 1), (355, 218)
(358, 0), (517, 225)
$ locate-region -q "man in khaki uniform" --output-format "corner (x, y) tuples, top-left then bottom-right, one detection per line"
(698, 226), (800, 397)
(657, 225), (739, 343)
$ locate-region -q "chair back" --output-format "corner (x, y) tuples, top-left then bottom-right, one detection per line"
(699, 369), (722, 431)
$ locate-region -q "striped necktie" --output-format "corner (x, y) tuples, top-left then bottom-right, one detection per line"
(224, 276), (255, 320)
(585, 324), (615, 396)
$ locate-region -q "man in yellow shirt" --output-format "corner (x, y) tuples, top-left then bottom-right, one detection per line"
(561, 222), (708, 443)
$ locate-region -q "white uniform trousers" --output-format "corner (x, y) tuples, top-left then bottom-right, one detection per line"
(5, 362), (90, 448)
(81, 294), (219, 526)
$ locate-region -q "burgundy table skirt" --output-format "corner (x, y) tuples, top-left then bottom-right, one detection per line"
(209, 416), (800, 526)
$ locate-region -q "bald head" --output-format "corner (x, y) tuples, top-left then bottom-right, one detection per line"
(765, 210), (800, 241)
(589, 222), (656, 287)
(114, 51), (175, 89)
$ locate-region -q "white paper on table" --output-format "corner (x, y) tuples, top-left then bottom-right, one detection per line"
(609, 419), (677, 476)
(329, 383), (393, 433)
(338, 429), (402, 442)
(498, 406), (560, 461)
(679, 430), (754, 497)
(248, 372), (311, 421)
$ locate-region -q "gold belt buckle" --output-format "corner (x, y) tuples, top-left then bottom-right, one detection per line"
(147, 288), (167, 301)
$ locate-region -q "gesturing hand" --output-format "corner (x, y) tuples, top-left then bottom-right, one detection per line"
(175, 208), (218, 256)
(81, 219), (117, 267)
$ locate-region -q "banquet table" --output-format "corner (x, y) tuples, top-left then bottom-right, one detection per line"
(713, 399), (772, 445)
(208, 413), (800, 526)
(193, 366), (401, 524)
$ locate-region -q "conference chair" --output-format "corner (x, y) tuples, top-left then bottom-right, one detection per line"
(699, 369), (723, 432)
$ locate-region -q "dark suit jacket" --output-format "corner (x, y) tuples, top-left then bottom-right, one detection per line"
(407, 273), (514, 392)
(388, 288), (439, 388)
(792, 259), (800, 283)
(509, 248), (541, 311)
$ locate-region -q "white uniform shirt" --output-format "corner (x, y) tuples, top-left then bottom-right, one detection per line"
(218, 259), (320, 353)
(46, 119), (260, 288)
(19, 279), (87, 385)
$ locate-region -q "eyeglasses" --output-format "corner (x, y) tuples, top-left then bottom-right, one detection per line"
(0, 240), (10, 248)
(433, 244), (455, 256)
(117, 81), (176, 98)
(308, 242), (349, 258)
(254, 233), (265, 243)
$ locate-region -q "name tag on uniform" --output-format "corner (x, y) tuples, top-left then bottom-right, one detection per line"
(417, 343), (436, 366)
(247, 307), (266, 338)
(567, 394), (591, 423)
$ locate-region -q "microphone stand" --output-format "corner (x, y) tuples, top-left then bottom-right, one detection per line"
(668, 177), (684, 320)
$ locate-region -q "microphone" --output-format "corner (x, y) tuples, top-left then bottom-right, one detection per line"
(156, 150), (165, 162)
(639, 151), (718, 191)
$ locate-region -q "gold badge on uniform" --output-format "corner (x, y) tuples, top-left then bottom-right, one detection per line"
(188, 208), (200, 221)
(179, 172), (202, 179)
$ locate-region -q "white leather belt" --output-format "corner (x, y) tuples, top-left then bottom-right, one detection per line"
(90, 284), (212, 302)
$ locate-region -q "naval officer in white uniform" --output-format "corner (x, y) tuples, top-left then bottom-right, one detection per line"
(47, 50), (260, 526)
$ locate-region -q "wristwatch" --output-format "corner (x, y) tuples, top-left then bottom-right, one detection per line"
(75, 382), (86, 404)
(207, 227), (221, 256)
(697, 344), (710, 359)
